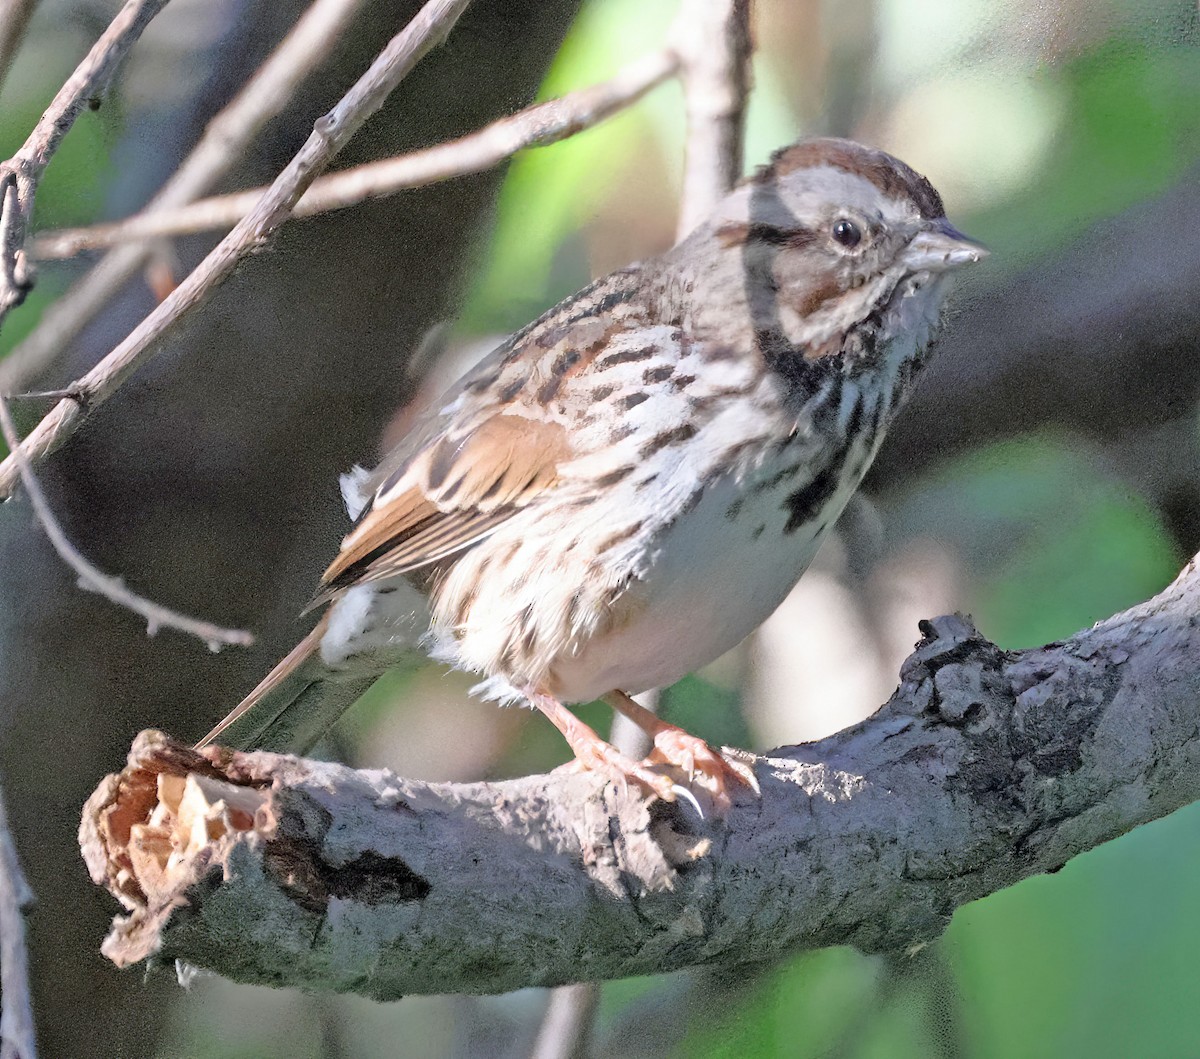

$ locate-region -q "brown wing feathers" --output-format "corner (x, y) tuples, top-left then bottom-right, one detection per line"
(319, 415), (567, 594)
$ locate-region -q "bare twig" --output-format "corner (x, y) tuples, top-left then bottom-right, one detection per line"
(673, 0), (752, 240)
(0, 0), (369, 395)
(0, 397), (252, 649)
(29, 46), (680, 259)
(0, 778), (35, 1059)
(0, 0), (40, 102)
(0, 0), (472, 500)
(0, 0), (170, 321)
(531, 984), (601, 1059)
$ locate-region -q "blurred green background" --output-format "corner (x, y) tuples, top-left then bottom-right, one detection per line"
(2, 0), (1197, 1056)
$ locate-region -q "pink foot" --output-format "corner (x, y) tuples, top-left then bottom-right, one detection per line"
(646, 728), (759, 813)
(529, 690), (680, 803)
(602, 690), (760, 814)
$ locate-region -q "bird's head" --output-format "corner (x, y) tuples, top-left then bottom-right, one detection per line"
(692, 137), (985, 361)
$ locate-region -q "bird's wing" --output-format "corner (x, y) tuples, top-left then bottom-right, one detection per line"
(315, 285), (648, 597)
(318, 411), (568, 594)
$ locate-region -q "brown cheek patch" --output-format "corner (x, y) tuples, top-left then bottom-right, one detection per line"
(792, 273), (845, 320)
(776, 267), (850, 360)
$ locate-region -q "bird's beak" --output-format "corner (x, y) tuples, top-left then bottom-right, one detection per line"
(903, 219), (988, 273)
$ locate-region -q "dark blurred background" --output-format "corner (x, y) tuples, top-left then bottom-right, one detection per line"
(0, 0), (1197, 1056)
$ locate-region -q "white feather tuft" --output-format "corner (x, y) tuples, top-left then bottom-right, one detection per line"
(339, 465), (373, 521)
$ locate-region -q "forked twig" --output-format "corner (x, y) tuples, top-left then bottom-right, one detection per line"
(0, 0), (370, 394)
(0, 396), (253, 649)
(0, 0), (472, 500)
(29, 46), (679, 259)
(0, 0), (170, 322)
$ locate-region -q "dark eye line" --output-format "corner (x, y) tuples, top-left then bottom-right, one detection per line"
(727, 222), (818, 250)
(717, 220), (865, 253)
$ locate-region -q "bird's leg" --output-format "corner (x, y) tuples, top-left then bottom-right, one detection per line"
(527, 690), (680, 804)
(603, 690), (759, 812)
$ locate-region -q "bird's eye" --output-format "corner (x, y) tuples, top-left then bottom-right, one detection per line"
(831, 219), (862, 249)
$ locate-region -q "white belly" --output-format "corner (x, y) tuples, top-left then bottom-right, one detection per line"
(549, 456), (863, 702)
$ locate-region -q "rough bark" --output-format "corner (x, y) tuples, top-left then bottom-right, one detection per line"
(81, 553), (1200, 997)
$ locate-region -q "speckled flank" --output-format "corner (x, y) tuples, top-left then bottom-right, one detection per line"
(314, 138), (967, 709)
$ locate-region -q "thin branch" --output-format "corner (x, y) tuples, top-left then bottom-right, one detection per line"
(673, 0), (751, 240)
(0, 0), (370, 395)
(0, 0), (40, 103)
(0, 0), (472, 501)
(28, 46), (680, 260)
(531, 984), (600, 1059)
(0, 778), (35, 1059)
(80, 554), (1200, 994)
(0, 397), (252, 649)
(0, 0), (170, 321)
(531, 4), (753, 1042)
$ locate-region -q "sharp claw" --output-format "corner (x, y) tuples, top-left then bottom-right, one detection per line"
(670, 783), (704, 820)
(720, 747), (761, 794)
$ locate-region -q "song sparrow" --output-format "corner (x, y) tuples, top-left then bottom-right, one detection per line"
(199, 138), (984, 809)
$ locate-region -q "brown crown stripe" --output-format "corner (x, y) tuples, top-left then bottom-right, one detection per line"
(762, 138), (945, 221)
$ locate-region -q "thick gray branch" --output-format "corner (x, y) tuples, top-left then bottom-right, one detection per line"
(81, 554), (1200, 997)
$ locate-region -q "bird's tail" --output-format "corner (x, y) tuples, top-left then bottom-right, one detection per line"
(195, 613), (383, 754)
